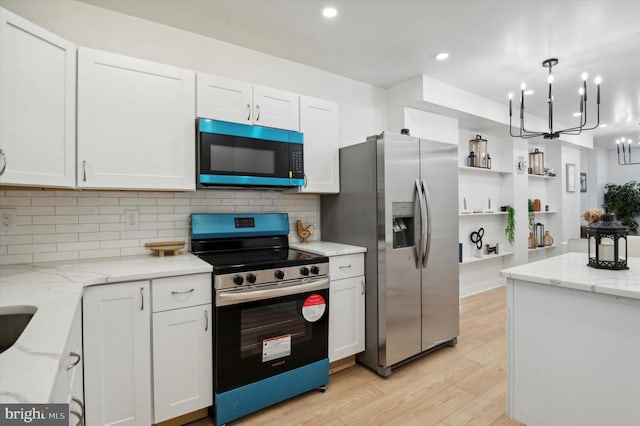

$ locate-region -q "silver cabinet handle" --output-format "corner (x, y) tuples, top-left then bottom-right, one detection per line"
(0, 148), (6, 175)
(72, 397), (85, 424)
(303, 173), (308, 188)
(171, 288), (194, 295)
(82, 160), (87, 182)
(338, 264), (352, 269)
(255, 105), (260, 121)
(140, 287), (144, 311)
(204, 309), (209, 331)
(70, 410), (82, 426)
(361, 280), (365, 295)
(246, 103), (251, 121)
(66, 352), (81, 370)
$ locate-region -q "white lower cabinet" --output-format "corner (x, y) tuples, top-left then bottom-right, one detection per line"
(50, 301), (84, 425)
(328, 253), (365, 362)
(83, 281), (152, 426)
(151, 273), (212, 423)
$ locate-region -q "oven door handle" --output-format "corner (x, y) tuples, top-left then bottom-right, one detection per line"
(216, 278), (329, 307)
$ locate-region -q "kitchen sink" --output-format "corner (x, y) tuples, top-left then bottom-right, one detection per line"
(0, 306), (37, 354)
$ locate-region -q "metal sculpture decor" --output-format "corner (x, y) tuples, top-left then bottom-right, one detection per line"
(616, 138), (640, 165)
(470, 227), (485, 249)
(509, 58), (601, 140)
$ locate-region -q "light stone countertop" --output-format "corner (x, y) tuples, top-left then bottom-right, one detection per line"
(290, 241), (367, 256)
(0, 253), (212, 404)
(501, 252), (640, 300)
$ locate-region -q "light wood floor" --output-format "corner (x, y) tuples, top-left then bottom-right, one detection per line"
(189, 286), (521, 426)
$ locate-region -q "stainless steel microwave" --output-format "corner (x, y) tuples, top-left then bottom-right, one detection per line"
(197, 118), (304, 188)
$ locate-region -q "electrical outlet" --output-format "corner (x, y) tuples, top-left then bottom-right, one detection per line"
(0, 208), (17, 231)
(125, 210), (139, 231)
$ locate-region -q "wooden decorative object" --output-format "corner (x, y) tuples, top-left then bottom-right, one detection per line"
(145, 241), (185, 256)
(296, 220), (315, 243)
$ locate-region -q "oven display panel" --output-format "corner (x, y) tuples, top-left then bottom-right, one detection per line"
(234, 217), (255, 228)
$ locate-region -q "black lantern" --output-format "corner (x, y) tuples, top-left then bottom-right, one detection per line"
(586, 212), (629, 270)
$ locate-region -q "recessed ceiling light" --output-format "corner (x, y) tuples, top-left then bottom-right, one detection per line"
(524, 90), (534, 96)
(322, 7), (337, 18)
(573, 112), (582, 117)
(435, 52), (449, 61)
(600, 123), (608, 127)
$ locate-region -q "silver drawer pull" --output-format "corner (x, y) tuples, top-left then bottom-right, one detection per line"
(171, 288), (195, 295)
(204, 309), (209, 331)
(66, 352), (81, 370)
(140, 287), (144, 311)
(338, 264), (352, 269)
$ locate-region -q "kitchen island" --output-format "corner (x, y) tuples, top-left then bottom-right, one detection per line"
(501, 253), (640, 426)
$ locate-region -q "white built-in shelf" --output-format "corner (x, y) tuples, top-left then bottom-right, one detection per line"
(458, 166), (513, 176)
(528, 174), (556, 180)
(460, 251), (513, 265)
(528, 245), (557, 252)
(459, 212), (507, 217)
(533, 211), (558, 214)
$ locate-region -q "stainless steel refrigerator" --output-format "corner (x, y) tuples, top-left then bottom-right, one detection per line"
(321, 132), (459, 377)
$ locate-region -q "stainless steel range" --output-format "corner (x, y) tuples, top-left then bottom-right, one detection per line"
(190, 213), (329, 425)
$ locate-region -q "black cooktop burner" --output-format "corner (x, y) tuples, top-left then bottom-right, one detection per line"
(196, 248), (328, 275)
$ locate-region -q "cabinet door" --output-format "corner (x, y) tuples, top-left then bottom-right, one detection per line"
(83, 281), (152, 426)
(196, 73), (252, 124)
(329, 276), (365, 362)
(0, 8), (75, 188)
(77, 48), (195, 190)
(297, 96), (339, 193)
(253, 84), (299, 131)
(152, 304), (213, 423)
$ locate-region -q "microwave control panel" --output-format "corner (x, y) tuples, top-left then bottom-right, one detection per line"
(290, 144), (304, 179)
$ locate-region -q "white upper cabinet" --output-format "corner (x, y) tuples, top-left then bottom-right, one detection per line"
(0, 7), (76, 188)
(296, 96), (340, 193)
(197, 73), (299, 131)
(77, 48), (196, 190)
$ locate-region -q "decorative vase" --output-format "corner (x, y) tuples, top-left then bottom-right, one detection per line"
(544, 230), (554, 246)
(528, 232), (537, 249)
(533, 199), (541, 212)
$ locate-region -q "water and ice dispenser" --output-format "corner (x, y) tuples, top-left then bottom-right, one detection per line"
(392, 202), (415, 249)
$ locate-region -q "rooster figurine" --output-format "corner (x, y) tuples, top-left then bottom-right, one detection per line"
(296, 220), (315, 243)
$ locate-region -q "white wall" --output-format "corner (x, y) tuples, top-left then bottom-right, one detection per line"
(0, 0), (386, 147)
(561, 145), (582, 242)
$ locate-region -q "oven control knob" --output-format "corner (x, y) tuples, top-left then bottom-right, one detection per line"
(274, 270), (285, 280)
(233, 275), (244, 285)
(310, 265), (320, 275)
(300, 266), (310, 276)
(246, 273), (257, 284)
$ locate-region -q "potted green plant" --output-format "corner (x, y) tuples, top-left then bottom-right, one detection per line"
(528, 199), (535, 230)
(603, 181), (640, 234)
(504, 205), (516, 245)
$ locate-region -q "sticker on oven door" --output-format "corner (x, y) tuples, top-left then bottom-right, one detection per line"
(302, 294), (326, 322)
(262, 334), (292, 362)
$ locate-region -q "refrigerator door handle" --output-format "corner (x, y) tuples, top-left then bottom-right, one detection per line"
(414, 178), (426, 269)
(421, 178), (432, 268)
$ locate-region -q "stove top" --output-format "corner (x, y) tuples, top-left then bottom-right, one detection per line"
(196, 248), (328, 275)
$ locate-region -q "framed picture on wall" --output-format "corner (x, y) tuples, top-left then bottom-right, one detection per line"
(566, 163), (576, 192)
(580, 172), (587, 192)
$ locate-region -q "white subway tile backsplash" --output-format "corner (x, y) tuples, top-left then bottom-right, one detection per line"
(0, 189), (320, 265)
(9, 243), (57, 255)
(33, 233), (78, 244)
(33, 252), (80, 263)
(57, 241), (100, 252)
(56, 206), (100, 215)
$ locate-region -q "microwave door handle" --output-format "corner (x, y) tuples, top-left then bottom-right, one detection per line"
(414, 178), (425, 269)
(421, 178), (432, 268)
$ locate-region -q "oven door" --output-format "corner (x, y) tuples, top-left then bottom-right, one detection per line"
(198, 118), (304, 187)
(214, 278), (329, 393)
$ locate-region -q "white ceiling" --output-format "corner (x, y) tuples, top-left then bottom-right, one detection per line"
(79, 0), (640, 149)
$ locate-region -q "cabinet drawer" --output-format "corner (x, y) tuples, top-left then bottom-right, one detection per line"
(329, 254), (364, 281)
(152, 273), (211, 312)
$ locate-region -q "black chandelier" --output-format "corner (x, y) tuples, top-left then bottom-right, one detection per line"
(617, 138), (640, 165)
(509, 58), (601, 140)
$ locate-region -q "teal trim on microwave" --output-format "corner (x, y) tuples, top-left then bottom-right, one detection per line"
(198, 118), (303, 144)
